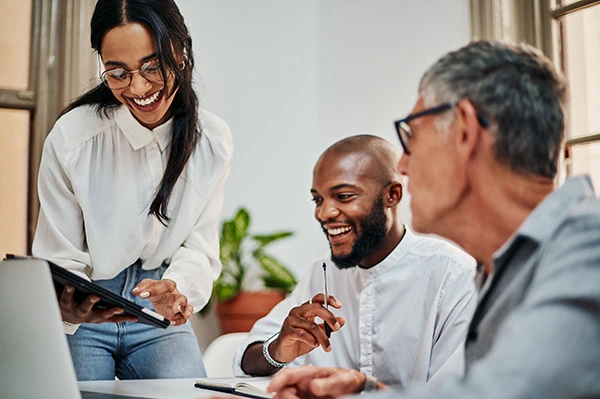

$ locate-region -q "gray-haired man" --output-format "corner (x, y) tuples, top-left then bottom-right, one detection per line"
(268, 40), (600, 399)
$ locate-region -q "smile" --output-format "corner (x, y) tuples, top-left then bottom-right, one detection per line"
(132, 90), (161, 106)
(327, 226), (352, 236)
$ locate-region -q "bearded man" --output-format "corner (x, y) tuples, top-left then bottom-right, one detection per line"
(232, 135), (477, 388)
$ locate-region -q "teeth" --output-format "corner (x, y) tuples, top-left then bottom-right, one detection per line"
(133, 91), (160, 106)
(328, 226), (351, 236)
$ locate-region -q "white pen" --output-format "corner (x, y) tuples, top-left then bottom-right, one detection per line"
(322, 262), (331, 338)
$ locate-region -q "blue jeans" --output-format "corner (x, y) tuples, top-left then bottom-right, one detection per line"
(66, 261), (207, 380)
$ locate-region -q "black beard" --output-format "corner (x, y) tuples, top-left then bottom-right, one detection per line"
(328, 196), (388, 269)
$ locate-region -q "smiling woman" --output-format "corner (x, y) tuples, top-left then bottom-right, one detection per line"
(31, 0), (233, 382)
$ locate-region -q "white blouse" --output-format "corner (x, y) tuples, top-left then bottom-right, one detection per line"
(233, 229), (477, 387)
(32, 104), (233, 312)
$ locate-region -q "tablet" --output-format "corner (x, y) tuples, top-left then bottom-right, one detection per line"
(6, 255), (170, 329)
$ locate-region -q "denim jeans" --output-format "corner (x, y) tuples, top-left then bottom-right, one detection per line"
(66, 261), (207, 380)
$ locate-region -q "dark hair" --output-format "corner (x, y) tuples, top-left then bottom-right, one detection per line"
(62, 0), (199, 224)
(419, 40), (568, 179)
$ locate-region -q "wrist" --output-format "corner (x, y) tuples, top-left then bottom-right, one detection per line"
(361, 373), (379, 392)
(262, 332), (290, 368)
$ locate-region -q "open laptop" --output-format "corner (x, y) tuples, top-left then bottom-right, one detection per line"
(0, 258), (144, 399)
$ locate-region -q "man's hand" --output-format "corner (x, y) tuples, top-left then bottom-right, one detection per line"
(58, 284), (138, 324)
(268, 365), (369, 399)
(240, 294), (345, 376)
(272, 293), (344, 362)
(132, 278), (193, 326)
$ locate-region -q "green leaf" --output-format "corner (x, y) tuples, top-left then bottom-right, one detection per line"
(252, 231), (293, 248)
(233, 208), (251, 239)
(256, 253), (297, 294)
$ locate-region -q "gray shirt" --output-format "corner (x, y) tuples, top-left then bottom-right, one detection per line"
(369, 175), (600, 398)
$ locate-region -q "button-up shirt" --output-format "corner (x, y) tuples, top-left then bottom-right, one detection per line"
(233, 229), (477, 387)
(33, 104), (233, 312)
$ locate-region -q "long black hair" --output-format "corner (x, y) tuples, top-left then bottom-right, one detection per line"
(63, 0), (200, 225)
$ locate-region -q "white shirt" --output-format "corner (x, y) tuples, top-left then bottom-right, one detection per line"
(32, 104), (233, 313)
(233, 229), (477, 387)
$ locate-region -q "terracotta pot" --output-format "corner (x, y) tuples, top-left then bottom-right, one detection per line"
(216, 290), (286, 334)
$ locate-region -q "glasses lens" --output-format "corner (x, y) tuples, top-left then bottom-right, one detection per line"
(398, 122), (411, 154)
(101, 68), (131, 89)
(140, 60), (164, 83)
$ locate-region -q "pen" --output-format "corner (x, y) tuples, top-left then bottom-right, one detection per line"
(322, 262), (332, 338)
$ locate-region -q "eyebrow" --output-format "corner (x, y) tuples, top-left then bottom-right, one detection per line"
(310, 183), (358, 195)
(104, 52), (158, 68)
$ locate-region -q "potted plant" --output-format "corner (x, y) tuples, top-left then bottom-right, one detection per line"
(209, 207), (297, 333)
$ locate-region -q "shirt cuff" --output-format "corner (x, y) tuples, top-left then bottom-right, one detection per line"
(63, 320), (80, 335)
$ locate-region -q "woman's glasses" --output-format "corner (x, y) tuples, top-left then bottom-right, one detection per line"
(100, 59), (163, 90)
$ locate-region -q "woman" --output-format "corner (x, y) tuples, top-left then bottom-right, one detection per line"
(32, 0), (232, 380)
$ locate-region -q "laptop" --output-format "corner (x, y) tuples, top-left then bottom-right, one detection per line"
(0, 258), (144, 399)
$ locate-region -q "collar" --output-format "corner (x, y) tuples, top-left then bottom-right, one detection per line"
(492, 175), (595, 268)
(357, 226), (415, 278)
(114, 106), (172, 152)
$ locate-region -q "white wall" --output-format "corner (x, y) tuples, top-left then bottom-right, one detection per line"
(176, 0), (471, 348)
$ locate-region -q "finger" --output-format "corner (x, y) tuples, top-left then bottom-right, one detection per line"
(310, 368), (364, 397)
(134, 279), (177, 298)
(74, 295), (100, 318)
(169, 312), (187, 326)
(326, 295), (342, 309)
(272, 386), (302, 399)
(105, 314), (138, 323)
(269, 365), (324, 393)
(59, 284), (75, 307)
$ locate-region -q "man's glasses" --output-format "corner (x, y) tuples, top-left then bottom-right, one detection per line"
(100, 59), (163, 90)
(394, 102), (489, 155)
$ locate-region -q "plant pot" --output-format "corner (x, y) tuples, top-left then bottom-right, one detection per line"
(216, 290), (286, 334)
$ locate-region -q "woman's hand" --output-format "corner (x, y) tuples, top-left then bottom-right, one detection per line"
(132, 278), (193, 326)
(58, 284), (138, 324)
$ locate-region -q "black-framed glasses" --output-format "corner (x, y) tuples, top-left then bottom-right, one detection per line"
(100, 59), (164, 90)
(394, 102), (489, 154)
(393, 103), (454, 155)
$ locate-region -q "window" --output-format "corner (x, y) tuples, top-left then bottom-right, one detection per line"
(552, 0), (600, 193)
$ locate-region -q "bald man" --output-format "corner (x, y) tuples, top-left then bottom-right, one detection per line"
(232, 135), (477, 388)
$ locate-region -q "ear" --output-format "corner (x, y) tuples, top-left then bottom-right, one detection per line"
(454, 99), (485, 162)
(386, 181), (403, 207)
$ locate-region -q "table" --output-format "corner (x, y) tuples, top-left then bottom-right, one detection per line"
(79, 378), (231, 399)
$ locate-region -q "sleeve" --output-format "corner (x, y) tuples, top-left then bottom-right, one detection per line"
(161, 116), (234, 312)
(231, 266), (316, 377)
(32, 122), (91, 278)
(427, 266), (477, 384)
(368, 213), (600, 399)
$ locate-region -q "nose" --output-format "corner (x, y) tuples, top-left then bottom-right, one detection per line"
(315, 199), (340, 223)
(128, 71), (152, 97)
(397, 152), (409, 176)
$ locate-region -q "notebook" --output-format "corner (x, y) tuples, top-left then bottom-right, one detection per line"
(0, 258), (144, 399)
(194, 377), (274, 399)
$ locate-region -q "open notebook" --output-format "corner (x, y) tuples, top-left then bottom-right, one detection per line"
(195, 377), (273, 399)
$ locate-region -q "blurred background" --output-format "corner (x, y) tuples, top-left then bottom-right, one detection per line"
(1, 0), (599, 349)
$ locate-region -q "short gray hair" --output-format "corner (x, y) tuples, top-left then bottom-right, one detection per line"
(419, 40), (568, 178)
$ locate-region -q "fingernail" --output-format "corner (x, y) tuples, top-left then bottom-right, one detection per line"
(90, 297), (99, 303)
(140, 291), (150, 298)
(114, 309), (123, 314)
(334, 322), (341, 330)
(334, 298), (342, 306)
(177, 305), (183, 313)
(66, 286), (73, 293)
(170, 320), (176, 326)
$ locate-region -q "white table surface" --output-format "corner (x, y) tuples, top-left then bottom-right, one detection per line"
(79, 378), (232, 399)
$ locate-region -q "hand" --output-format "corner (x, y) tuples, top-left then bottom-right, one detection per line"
(271, 294), (345, 363)
(132, 278), (193, 326)
(268, 365), (366, 399)
(58, 284), (138, 324)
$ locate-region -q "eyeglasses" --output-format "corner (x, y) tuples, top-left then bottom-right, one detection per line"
(394, 102), (489, 155)
(100, 59), (163, 90)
